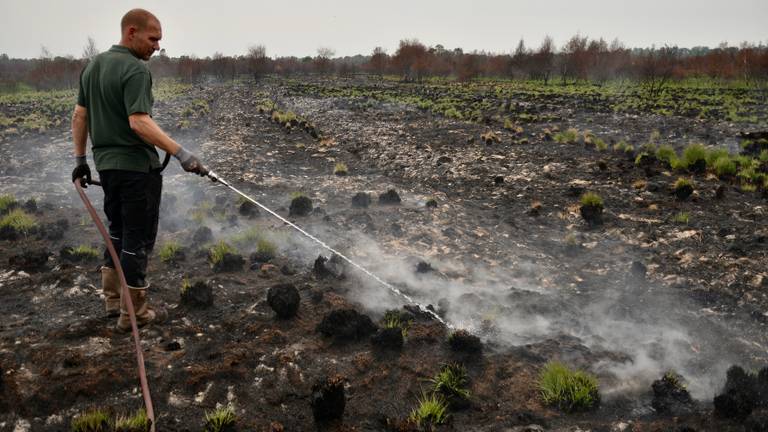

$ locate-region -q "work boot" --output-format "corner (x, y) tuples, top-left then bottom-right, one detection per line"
(116, 284), (167, 332)
(101, 266), (121, 317)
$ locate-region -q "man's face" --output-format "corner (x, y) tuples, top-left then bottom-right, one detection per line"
(128, 20), (162, 61)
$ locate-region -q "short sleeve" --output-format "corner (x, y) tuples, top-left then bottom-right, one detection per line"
(77, 69), (87, 107)
(123, 71), (153, 116)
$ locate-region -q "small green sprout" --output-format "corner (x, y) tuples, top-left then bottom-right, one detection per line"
(70, 245), (100, 260)
(71, 408), (111, 432)
(334, 162), (348, 176)
(204, 404), (236, 432)
(114, 408), (150, 432)
(408, 392), (449, 428)
(673, 212), (690, 224)
(382, 310), (412, 338)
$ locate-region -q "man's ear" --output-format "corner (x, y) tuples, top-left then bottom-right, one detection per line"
(126, 25), (137, 39)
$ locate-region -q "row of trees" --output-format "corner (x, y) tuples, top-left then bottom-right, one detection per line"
(2, 35), (767, 91)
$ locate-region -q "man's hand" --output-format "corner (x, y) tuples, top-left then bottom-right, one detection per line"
(174, 147), (209, 176)
(71, 155), (92, 187)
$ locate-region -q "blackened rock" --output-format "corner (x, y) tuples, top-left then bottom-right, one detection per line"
(267, 283), (300, 319)
(371, 327), (403, 350)
(580, 204), (603, 225)
(314, 255), (344, 279)
(239, 200), (259, 217)
(714, 365), (760, 421)
(165, 340), (182, 351)
(425, 198), (438, 208)
(211, 253), (244, 273)
(317, 308), (377, 341)
(181, 280), (214, 308)
(651, 372), (695, 414)
(351, 192), (371, 208)
(449, 329), (483, 353)
(378, 189), (401, 205)
(192, 226), (213, 243)
(9, 250), (49, 271)
(250, 249), (275, 264)
(289, 196), (313, 216)
(311, 375), (345, 422)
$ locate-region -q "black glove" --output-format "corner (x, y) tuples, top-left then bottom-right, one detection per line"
(71, 155), (92, 187)
(174, 147), (209, 176)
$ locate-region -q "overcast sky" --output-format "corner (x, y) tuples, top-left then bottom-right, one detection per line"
(1, 0), (766, 59)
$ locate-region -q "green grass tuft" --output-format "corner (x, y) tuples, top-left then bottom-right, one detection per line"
(382, 310), (412, 338)
(181, 277), (191, 296)
(408, 392), (449, 427)
(71, 409), (111, 432)
(209, 241), (237, 265)
(712, 156), (737, 177)
(0, 208), (36, 232)
(579, 192), (604, 208)
(290, 191), (307, 199)
(553, 128), (579, 144)
(429, 363), (471, 400)
(158, 241), (182, 263)
(539, 361), (600, 412)
(204, 405), (236, 432)
(256, 238), (277, 258)
(0, 194), (17, 213)
(334, 162), (348, 175)
(70, 245), (100, 260)
(114, 408), (149, 432)
(594, 138), (608, 151)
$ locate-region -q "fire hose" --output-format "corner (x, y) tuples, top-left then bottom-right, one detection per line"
(73, 178), (156, 432)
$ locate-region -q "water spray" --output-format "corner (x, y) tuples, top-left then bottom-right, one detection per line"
(206, 170), (451, 327)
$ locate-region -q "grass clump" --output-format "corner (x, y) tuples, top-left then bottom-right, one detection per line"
(681, 143), (708, 170)
(539, 361), (600, 412)
(579, 192), (604, 208)
(334, 162), (348, 176)
(594, 137), (608, 151)
(204, 405), (236, 432)
(114, 408), (150, 432)
(290, 191), (307, 199)
(429, 363), (470, 401)
(209, 241), (237, 265)
(255, 238), (277, 260)
(158, 241), (182, 263)
(553, 128), (579, 144)
(655, 145), (677, 165)
(71, 408), (111, 432)
(408, 392), (449, 428)
(0, 194), (17, 213)
(673, 212), (690, 224)
(0, 208), (36, 232)
(230, 227), (262, 248)
(673, 177), (693, 190)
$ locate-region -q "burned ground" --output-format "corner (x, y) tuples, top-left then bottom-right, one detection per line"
(0, 76), (767, 431)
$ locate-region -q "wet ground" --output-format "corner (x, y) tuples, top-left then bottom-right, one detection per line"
(0, 77), (766, 431)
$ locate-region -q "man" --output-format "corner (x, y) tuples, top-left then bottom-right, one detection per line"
(71, 8), (207, 331)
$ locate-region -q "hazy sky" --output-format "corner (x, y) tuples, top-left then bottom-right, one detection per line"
(1, 0), (766, 59)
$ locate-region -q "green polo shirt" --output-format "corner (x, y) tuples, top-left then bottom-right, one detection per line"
(77, 45), (161, 173)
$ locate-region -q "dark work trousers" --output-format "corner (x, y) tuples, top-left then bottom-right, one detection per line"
(99, 169), (162, 287)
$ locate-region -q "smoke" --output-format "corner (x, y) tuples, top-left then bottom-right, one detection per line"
(249, 212), (761, 403)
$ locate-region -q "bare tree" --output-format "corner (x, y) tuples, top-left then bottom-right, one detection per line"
(315, 47), (335, 74)
(247, 44), (269, 81)
(367, 46), (388, 78)
(530, 36), (555, 84)
(82, 37), (99, 60)
(637, 46), (677, 98)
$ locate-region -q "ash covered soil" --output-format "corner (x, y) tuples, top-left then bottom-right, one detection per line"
(0, 77), (767, 431)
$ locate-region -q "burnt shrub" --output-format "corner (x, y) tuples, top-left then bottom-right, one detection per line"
(351, 192), (371, 208)
(311, 375), (346, 422)
(317, 308), (377, 341)
(651, 371), (695, 414)
(448, 329), (482, 353)
(267, 283), (300, 319)
(289, 194), (313, 216)
(378, 189), (401, 205)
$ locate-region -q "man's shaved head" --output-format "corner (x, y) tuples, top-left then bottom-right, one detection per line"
(120, 8), (159, 32)
(119, 8), (162, 61)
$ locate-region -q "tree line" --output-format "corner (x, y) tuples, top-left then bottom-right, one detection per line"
(2, 35), (767, 91)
